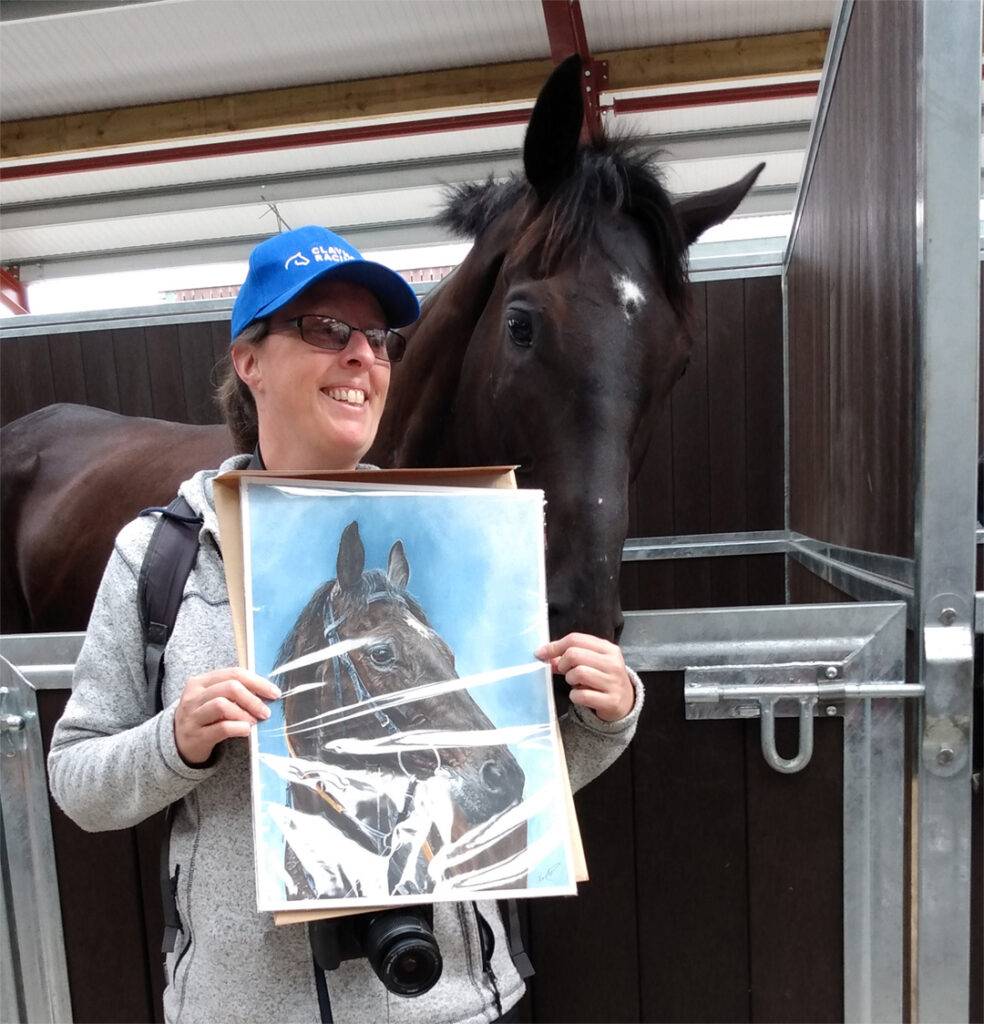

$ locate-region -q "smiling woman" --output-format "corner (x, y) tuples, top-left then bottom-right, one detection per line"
(46, 211), (641, 1024)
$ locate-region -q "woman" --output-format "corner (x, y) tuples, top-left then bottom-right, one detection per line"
(48, 225), (643, 1024)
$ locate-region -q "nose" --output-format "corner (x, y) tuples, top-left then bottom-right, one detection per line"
(343, 330), (376, 367)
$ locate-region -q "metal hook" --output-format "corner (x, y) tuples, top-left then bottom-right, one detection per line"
(759, 695), (817, 773)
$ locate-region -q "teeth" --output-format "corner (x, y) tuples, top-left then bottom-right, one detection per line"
(327, 388), (365, 405)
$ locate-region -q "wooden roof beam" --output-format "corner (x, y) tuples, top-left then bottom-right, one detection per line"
(0, 29), (828, 160)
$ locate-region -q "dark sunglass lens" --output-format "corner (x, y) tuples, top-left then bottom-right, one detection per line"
(364, 329), (391, 359)
(386, 332), (406, 363)
(302, 318), (349, 351)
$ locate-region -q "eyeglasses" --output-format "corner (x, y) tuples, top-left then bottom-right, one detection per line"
(280, 315), (407, 363)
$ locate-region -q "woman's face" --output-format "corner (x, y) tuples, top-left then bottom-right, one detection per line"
(233, 278), (392, 470)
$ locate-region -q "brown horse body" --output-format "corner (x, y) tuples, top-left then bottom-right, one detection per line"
(0, 404), (232, 632)
(0, 56), (760, 640)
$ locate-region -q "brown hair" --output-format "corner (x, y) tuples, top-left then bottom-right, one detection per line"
(215, 319), (268, 452)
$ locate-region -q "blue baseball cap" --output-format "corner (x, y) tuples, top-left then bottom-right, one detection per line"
(230, 225), (420, 340)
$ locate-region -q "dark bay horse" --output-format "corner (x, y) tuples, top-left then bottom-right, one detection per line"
(268, 521), (527, 898)
(0, 55), (761, 642)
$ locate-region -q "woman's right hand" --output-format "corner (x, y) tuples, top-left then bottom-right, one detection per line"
(173, 667), (281, 767)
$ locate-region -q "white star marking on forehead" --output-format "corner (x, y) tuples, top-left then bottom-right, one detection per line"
(403, 611), (433, 639)
(613, 273), (646, 320)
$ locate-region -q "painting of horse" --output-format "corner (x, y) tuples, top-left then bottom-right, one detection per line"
(243, 483), (568, 909)
(0, 54), (763, 647)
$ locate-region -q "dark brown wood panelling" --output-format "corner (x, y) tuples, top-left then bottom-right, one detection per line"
(787, 0), (918, 559)
(178, 321), (220, 424)
(145, 324), (191, 423)
(37, 691), (155, 1024)
(112, 328), (155, 418)
(47, 332), (88, 406)
(0, 335), (56, 426)
(78, 330), (122, 414)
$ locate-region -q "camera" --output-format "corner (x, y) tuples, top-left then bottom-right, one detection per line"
(308, 906), (443, 997)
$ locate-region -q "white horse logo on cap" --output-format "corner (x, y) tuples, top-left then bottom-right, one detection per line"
(284, 251), (310, 270)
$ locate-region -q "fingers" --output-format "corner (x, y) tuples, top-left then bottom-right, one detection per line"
(191, 679), (273, 723)
(535, 632), (634, 723)
(568, 683), (625, 719)
(174, 665), (279, 767)
(535, 632), (618, 661)
(196, 667), (281, 701)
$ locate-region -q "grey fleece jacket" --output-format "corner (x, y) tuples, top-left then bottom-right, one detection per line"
(47, 454), (644, 1024)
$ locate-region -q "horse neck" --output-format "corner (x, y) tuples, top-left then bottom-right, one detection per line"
(373, 208), (524, 468)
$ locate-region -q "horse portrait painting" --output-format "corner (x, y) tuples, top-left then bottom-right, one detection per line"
(244, 485), (569, 909)
(1, 54), (763, 653)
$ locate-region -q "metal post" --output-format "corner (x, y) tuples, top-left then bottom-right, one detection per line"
(911, 1), (981, 1019)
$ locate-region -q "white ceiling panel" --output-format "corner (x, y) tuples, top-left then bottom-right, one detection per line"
(1, 0), (551, 119)
(581, 0), (837, 49)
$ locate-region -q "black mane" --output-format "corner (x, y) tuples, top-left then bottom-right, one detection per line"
(439, 136), (689, 318)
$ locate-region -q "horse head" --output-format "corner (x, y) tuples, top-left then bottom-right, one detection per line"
(277, 520), (525, 855)
(375, 55), (763, 643)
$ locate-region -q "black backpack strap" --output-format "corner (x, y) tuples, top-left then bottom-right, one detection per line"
(137, 495), (203, 712)
(498, 898), (534, 979)
(136, 495), (203, 956)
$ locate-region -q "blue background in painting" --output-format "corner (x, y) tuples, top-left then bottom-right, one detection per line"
(246, 483), (569, 897)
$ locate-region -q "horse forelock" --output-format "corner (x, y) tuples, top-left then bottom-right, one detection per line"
(439, 137), (690, 320)
(326, 569), (430, 630)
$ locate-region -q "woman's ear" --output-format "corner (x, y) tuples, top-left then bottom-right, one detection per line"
(231, 341), (262, 391)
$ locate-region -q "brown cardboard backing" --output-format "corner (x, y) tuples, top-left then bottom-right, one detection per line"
(212, 466), (587, 927)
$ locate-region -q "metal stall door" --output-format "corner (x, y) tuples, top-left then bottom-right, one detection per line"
(0, 652), (72, 1024)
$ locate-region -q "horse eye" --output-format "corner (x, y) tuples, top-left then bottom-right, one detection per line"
(367, 643), (396, 666)
(506, 312), (533, 347)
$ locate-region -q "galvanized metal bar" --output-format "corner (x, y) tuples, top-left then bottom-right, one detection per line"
(620, 601), (902, 673)
(0, 659), (73, 1023)
(912, 1), (981, 1018)
(0, 634), (84, 690)
(622, 529), (788, 561)
(788, 544), (914, 612)
(976, 592), (984, 635)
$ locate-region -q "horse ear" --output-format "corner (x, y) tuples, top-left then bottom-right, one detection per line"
(336, 521), (365, 592)
(673, 162), (765, 248)
(523, 54), (584, 205)
(387, 540), (410, 589)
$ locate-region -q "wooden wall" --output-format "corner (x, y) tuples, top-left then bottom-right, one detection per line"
(0, 320), (231, 428)
(786, 0), (918, 560)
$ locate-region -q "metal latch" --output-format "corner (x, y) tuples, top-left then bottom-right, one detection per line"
(685, 668), (924, 774)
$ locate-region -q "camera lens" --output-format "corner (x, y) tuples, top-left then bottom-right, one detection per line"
(362, 910), (443, 997)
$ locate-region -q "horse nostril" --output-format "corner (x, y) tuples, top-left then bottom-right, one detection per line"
(480, 760), (507, 793)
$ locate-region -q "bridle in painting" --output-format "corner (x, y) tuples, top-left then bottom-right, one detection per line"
(321, 587), (442, 779)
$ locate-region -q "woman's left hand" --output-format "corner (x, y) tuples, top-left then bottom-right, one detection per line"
(535, 633), (635, 722)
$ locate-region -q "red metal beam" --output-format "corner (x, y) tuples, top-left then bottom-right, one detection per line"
(0, 79), (819, 182)
(0, 108), (533, 182)
(540, 0), (606, 144)
(0, 266), (29, 314)
(613, 79), (819, 115)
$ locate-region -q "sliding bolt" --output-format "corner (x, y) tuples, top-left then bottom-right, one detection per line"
(825, 706), (837, 717)
(824, 666), (838, 680)
(939, 608), (957, 626)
